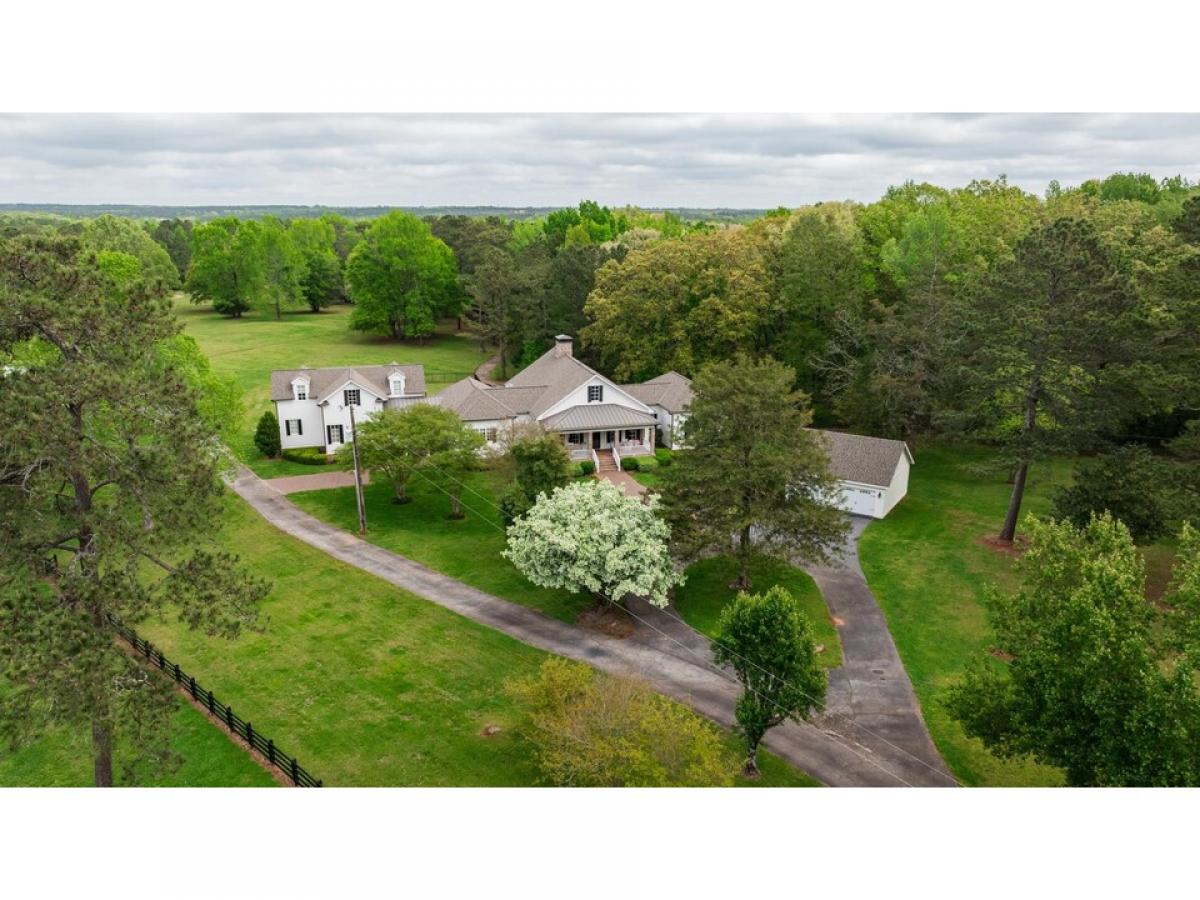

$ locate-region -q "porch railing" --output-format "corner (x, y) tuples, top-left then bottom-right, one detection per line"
(611, 444), (622, 471)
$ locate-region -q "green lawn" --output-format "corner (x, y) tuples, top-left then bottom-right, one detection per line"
(674, 556), (842, 668)
(857, 444), (1177, 787)
(0, 696), (275, 787)
(291, 469), (596, 623)
(126, 494), (812, 786)
(175, 296), (487, 477)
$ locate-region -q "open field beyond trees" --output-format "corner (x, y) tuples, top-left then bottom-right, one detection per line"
(176, 297), (486, 478)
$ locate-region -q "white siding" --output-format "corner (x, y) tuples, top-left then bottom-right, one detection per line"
(275, 398), (325, 450)
(880, 451), (911, 516)
(536, 375), (653, 423)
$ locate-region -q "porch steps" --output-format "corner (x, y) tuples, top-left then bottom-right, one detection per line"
(595, 449), (618, 473)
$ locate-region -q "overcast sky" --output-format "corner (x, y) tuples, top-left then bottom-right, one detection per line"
(2, 113), (1199, 209)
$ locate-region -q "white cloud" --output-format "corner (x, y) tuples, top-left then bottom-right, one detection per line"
(1, 113), (1198, 208)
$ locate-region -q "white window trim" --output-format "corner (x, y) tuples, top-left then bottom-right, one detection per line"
(389, 374), (406, 397)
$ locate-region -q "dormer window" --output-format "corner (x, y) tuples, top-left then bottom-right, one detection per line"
(389, 374), (406, 397)
(587, 384), (604, 403)
(293, 381), (309, 401)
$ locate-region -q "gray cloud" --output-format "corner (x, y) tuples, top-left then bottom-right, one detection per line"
(1, 113), (1198, 208)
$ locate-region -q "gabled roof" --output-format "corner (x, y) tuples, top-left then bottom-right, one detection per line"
(816, 430), (913, 488)
(541, 404), (658, 432)
(270, 363), (426, 402)
(620, 371), (694, 413)
(429, 378), (546, 421)
(504, 346), (604, 417)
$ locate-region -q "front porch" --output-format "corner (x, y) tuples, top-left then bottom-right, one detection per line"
(560, 427), (655, 462)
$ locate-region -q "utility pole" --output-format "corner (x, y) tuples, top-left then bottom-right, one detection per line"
(348, 403), (367, 535)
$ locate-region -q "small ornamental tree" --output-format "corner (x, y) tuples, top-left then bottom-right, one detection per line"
(503, 480), (683, 609)
(713, 586), (827, 776)
(254, 410), (281, 458)
(505, 657), (737, 787)
(338, 404), (481, 509)
(498, 432), (574, 524)
(1051, 445), (1173, 542)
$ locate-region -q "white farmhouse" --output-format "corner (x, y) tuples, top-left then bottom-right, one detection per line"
(267, 336), (912, 518)
(270, 363), (426, 453)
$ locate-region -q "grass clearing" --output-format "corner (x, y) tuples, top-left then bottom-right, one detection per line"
(175, 296), (486, 477)
(857, 444), (1178, 786)
(291, 469), (595, 623)
(0, 695), (275, 787)
(674, 556), (842, 668)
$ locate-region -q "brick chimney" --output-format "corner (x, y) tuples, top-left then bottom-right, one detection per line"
(553, 334), (573, 358)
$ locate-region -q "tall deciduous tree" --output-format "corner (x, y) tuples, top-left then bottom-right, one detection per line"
(0, 234), (269, 786)
(148, 218), (193, 282)
(713, 586), (827, 776)
(289, 218), (342, 312)
(582, 229), (776, 382)
(241, 217), (306, 321)
(186, 217), (248, 316)
(345, 211), (459, 340)
(80, 214), (179, 290)
(950, 218), (1149, 543)
(504, 480), (683, 609)
(660, 355), (848, 589)
(947, 515), (1200, 786)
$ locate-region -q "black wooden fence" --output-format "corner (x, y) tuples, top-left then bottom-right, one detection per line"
(424, 369), (476, 385)
(108, 615), (322, 787)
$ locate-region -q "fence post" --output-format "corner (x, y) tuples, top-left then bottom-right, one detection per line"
(207, 691), (215, 714)
(189, 675), (197, 699)
(157, 649), (165, 669)
(290, 758), (299, 785)
(245, 721), (253, 748)
(142, 640), (151, 659)
(267, 739), (275, 766)
(225, 706), (233, 731)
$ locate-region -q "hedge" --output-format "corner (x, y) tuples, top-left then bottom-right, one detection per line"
(654, 448), (674, 467)
(579, 460), (596, 476)
(282, 447), (332, 466)
(620, 456), (640, 471)
(634, 456), (659, 472)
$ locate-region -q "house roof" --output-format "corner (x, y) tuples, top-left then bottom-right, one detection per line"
(541, 404), (658, 432)
(816, 430), (913, 488)
(430, 378), (546, 421)
(503, 346), (602, 417)
(270, 363), (426, 402)
(620, 371), (694, 413)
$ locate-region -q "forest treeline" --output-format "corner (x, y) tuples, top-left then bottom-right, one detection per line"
(4, 173), (1199, 494)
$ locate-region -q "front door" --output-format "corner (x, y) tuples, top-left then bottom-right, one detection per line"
(592, 431), (601, 449)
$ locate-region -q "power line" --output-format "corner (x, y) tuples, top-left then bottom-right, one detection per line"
(405, 460), (954, 786)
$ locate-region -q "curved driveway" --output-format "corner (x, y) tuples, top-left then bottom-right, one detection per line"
(232, 467), (954, 786)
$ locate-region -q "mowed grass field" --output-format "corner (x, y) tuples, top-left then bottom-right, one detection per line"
(0, 695), (276, 787)
(176, 296), (487, 477)
(858, 445), (1178, 787)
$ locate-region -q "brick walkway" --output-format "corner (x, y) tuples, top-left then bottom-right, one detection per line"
(597, 469), (645, 497)
(266, 469), (370, 494)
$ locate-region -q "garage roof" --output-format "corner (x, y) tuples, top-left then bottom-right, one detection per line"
(816, 430), (913, 488)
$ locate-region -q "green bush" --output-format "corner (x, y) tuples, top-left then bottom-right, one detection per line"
(654, 448), (674, 467)
(281, 446), (331, 466)
(1051, 445), (1172, 542)
(579, 460), (596, 476)
(620, 456), (640, 471)
(498, 482), (531, 526)
(254, 410), (281, 458)
(634, 456), (659, 472)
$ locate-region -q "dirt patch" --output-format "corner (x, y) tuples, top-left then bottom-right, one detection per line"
(979, 533), (1028, 558)
(480, 724), (502, 738)
(577, 605), (636, 639)
(988, 646), (1014, 662)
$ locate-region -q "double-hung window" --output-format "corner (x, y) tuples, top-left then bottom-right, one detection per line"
(567, 433), (584, 445)
(327, 424), (344, 445)
(485, 428), (498, 442)
(587, 384), (603, 403)
(284, 419), (303, 436)
(622, 429), (640, 442)
(294, 384), (308, 400)
(343, 388), (361, 406)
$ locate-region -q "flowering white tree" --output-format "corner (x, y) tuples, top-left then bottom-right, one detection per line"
(503, 480), (683, 608)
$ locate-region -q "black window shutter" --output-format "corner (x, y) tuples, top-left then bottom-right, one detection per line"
(296, 420), (302, 436)
(285, 420), (291, 436)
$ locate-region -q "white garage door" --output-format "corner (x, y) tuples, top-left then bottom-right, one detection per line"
(840, 486), (879, 517)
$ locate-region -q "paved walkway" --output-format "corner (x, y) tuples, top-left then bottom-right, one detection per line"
(227, 466), (954, 786)
(597, 469), (645, 497)
(267, 470), (369, 495)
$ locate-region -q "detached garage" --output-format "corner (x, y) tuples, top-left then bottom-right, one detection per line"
(816, 430), (914, 519)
